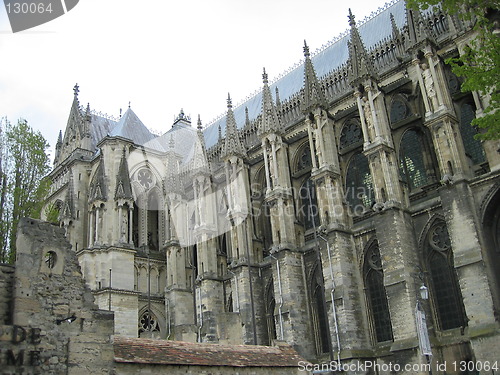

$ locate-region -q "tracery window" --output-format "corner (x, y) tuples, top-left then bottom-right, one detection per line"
(390, 99), (410, 124)
(364, 242), (393, 343)
(339, 118), (363, 149)
(399, 129), (430, 190)
(425, 222), (467, 330)
(345, 153), (374, 210)
(299, 179), (320, 230)
(138, 310), (160, 335)
(459, 103), (485, 166)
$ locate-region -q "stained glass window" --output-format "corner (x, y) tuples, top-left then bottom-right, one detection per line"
(459, 103), (485, 165)
(364, 243), (393, 343)
(390, 99), (409, 124)
(138, 310), (160, 334)
(399, 129), (429, 190)
(300, 179), (320, 230)
(345, 153), (374, 211)
(340, 118), (363, 149)
(426, 222), (467, 330)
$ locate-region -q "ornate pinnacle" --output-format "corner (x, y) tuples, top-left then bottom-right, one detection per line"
(227, 93), (232, 109)
(73, 83), (79, 98)
(348, 8), (356, 27)
(303, 40), (310, 58)
(197, 114), (203, 130)
(262, 67), (268, 84)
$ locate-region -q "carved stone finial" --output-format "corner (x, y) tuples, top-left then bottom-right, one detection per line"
(348, 8), (356, 26)
(73, 83), (79, 98)
(262, 67), (268, 84)
(227, 93), (232, 109)
(197, 114), (203, 130)
(303, 40), (310, 58)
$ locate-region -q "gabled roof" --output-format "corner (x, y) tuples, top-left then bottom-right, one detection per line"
(109, 108), (156, 145)
(114, 337), (308, 368)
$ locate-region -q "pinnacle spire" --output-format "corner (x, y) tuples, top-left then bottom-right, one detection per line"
(222, 93), (246, 159)
(347, 8), (377, 85)
(301, 41), (327, 113)
(114, 148), (133, 200)
(197, 114), (203, 130)
(73, 83), (79, 98)
(259, 68), (284, 137)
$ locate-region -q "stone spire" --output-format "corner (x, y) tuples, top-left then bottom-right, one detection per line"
(89, 157), (107, 203)
(190, 115), (210, 174)
(54, 130), (63, 165)
(114, 149), (133, 200)
(347, 9), (377, 85)
(222, 93), (246, 159)
(301, 40), (327, 113)
(258, 68), (283, 137)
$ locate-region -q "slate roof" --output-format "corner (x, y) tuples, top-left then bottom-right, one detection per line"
(114, 337), (308, 367)
(109, 108), (156, 146)
(202, 0), (407, 149)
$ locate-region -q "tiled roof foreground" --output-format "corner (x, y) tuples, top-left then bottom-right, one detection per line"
(114, 336), (309, 368)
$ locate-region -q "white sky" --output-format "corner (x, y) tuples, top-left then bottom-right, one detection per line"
(0, 0), (391, 158)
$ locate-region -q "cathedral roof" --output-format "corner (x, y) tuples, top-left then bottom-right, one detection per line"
(109, 108), (156, 146)
(202, 0), (408, 148)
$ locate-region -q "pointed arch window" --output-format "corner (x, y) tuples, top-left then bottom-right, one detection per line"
(459, 103), (485, 166)
(311, 265), (330, 354)
(339, 118), (363, 150)
(299, 179), (320, 230)
(266, 281), (277, 345)
(425, 221), (467, 330)
(345, 153), (374, 210)
(399, 129), (431, 190)
(364, 242), (393, 343)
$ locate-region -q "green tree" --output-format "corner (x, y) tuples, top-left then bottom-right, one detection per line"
(0, 118), (50, 263)
(407, 0), (500, 139)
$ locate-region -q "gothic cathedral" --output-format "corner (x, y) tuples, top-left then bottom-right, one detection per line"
(45, 0), (500, 369)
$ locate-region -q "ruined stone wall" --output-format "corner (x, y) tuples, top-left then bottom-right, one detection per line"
(0, 218), (115, 375)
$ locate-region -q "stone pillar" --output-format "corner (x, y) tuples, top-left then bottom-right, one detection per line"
(270, 249), (315, 359)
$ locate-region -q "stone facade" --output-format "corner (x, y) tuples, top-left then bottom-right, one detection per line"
(44, 0), (500, 373)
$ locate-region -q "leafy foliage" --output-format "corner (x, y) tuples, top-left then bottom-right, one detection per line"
(0, 118), (51, 263)
(408, 0), (500, 139)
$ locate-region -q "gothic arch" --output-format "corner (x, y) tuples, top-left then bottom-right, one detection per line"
(389, 93), (413, 125)
(420, 217), (467, 331)
(456, 100), (486, 167)
(308, 262), (330, 355)
(138, 304), (166, 338)
(292, 140), (313, 175)
(362, 238), (393, 343)
(264, 278), (277, 344)
(479, 182), (500, 318)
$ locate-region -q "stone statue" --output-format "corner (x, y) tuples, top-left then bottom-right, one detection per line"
(421, 63), (439, 112)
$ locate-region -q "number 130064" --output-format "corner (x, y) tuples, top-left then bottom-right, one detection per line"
(6, 2), (53, 14)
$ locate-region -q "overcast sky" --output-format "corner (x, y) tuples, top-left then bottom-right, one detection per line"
(0, 0), (393, 159)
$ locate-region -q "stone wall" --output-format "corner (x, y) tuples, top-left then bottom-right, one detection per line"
(1, 218), (115, 375)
